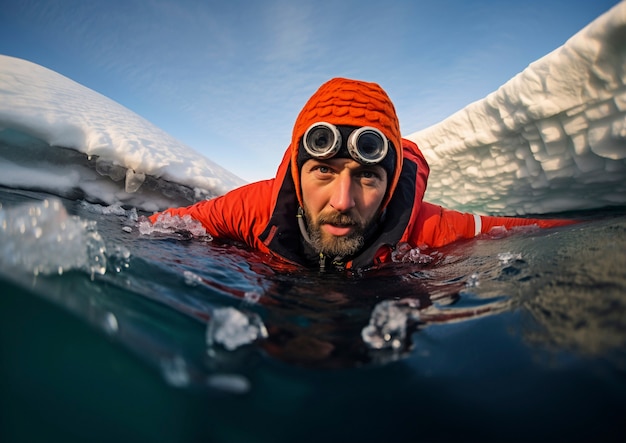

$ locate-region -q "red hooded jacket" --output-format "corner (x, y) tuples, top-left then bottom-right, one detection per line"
(150, 78), (573, 270)
(150, 137), (571, 270)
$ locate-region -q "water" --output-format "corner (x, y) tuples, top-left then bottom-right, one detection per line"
(1, 185), (625, 442)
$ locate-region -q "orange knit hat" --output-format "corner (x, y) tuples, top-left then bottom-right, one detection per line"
(290, 77), (403, 210)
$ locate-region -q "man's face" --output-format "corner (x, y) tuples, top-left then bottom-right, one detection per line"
(300, 157), (388, 257)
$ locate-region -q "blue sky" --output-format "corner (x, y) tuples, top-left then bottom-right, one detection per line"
(0, 0), (620, 182)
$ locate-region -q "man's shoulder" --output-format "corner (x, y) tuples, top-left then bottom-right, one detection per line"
(228, 178), (275, 196)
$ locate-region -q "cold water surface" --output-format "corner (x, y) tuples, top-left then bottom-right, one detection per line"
(1, 186), (625, 442)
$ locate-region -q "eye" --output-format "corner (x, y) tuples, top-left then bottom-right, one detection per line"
(357, 169), (382, 180)
(359, 170), (377, 179)
(309, 163), (333, 175)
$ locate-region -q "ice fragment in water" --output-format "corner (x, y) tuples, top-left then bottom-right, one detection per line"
(207, 374), (250, 394)
(103, 312), (119, 335)
(497, 252), (522, 266)
(183, 270), (204, 286)
(243, 290), (262, 304)
(362, 300), (420, 350)
(80, 200), (127, 217)
(391, 242), (434, 264)
(206, 307), (268, 351)
(0, 198), (107, 276)
(160, 355), (190, 388)
(138, 213), (212, 240)
(466, 272), (480, 288)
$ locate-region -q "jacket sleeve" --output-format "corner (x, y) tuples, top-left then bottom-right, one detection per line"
(407, 201), (575, 249)
(149, 180), (274, 248)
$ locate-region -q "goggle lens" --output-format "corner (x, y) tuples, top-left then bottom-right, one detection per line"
(303, 122), (341, 159)
(348, 127), (388, 165)
(303, 122), (388, 165)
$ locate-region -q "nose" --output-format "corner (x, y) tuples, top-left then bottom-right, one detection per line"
(329, 173), (356, 213)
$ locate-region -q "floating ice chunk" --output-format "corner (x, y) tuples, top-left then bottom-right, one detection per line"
(79, 201), (139, 223)
(497, 252), (523, 266)
(206, 307), (268, 351)
(183, 270), (204, 286)
(160, 355), (190, 388)
(466, 272), (480, 288)
(362, 300), (421, 350)
(0, 198), (107, 276)
(391, 242), (434, 264)
(207, 374), (250, 394)
(103, 312), (119, 335)
(243, 290), (262, 304)
(127, 208), (138, 222)
(138, 213), (212, 240)
(80, 200), (126, 216)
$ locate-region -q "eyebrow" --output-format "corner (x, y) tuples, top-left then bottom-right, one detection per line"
(311, 158), (384, 170)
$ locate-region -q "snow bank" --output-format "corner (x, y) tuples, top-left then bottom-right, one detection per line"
(0, 54), (245, 211)
(407, 2), (626, 215)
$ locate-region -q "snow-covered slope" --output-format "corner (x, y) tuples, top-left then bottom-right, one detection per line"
(407, 2), (626, 215)
(0, 54), (245, 211)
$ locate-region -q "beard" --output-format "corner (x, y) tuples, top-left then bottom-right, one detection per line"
(303, 209), (367, 258)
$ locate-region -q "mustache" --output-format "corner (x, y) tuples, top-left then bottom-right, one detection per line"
(317, 212), (360, 226)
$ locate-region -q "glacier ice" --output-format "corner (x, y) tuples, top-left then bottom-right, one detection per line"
(407, 3), (626, 215)
(125, 168), (146, 193)
(0, 55), (246, 200)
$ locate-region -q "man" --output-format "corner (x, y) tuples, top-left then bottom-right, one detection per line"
(150, 78), (572, 271)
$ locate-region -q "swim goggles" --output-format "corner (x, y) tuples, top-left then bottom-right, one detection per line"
(302, 122), (389, 165)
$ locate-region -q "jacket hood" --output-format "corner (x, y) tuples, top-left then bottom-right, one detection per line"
(289, 77), (403, 210)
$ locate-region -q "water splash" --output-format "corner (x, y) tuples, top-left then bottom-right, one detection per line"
(107, 245), (131, 273)
(0, 198), (107, 277)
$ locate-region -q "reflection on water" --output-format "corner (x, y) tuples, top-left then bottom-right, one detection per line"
(2, 187), (625, 442)
(520, 218), (626, 365)
(1, 187), (626, 373)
